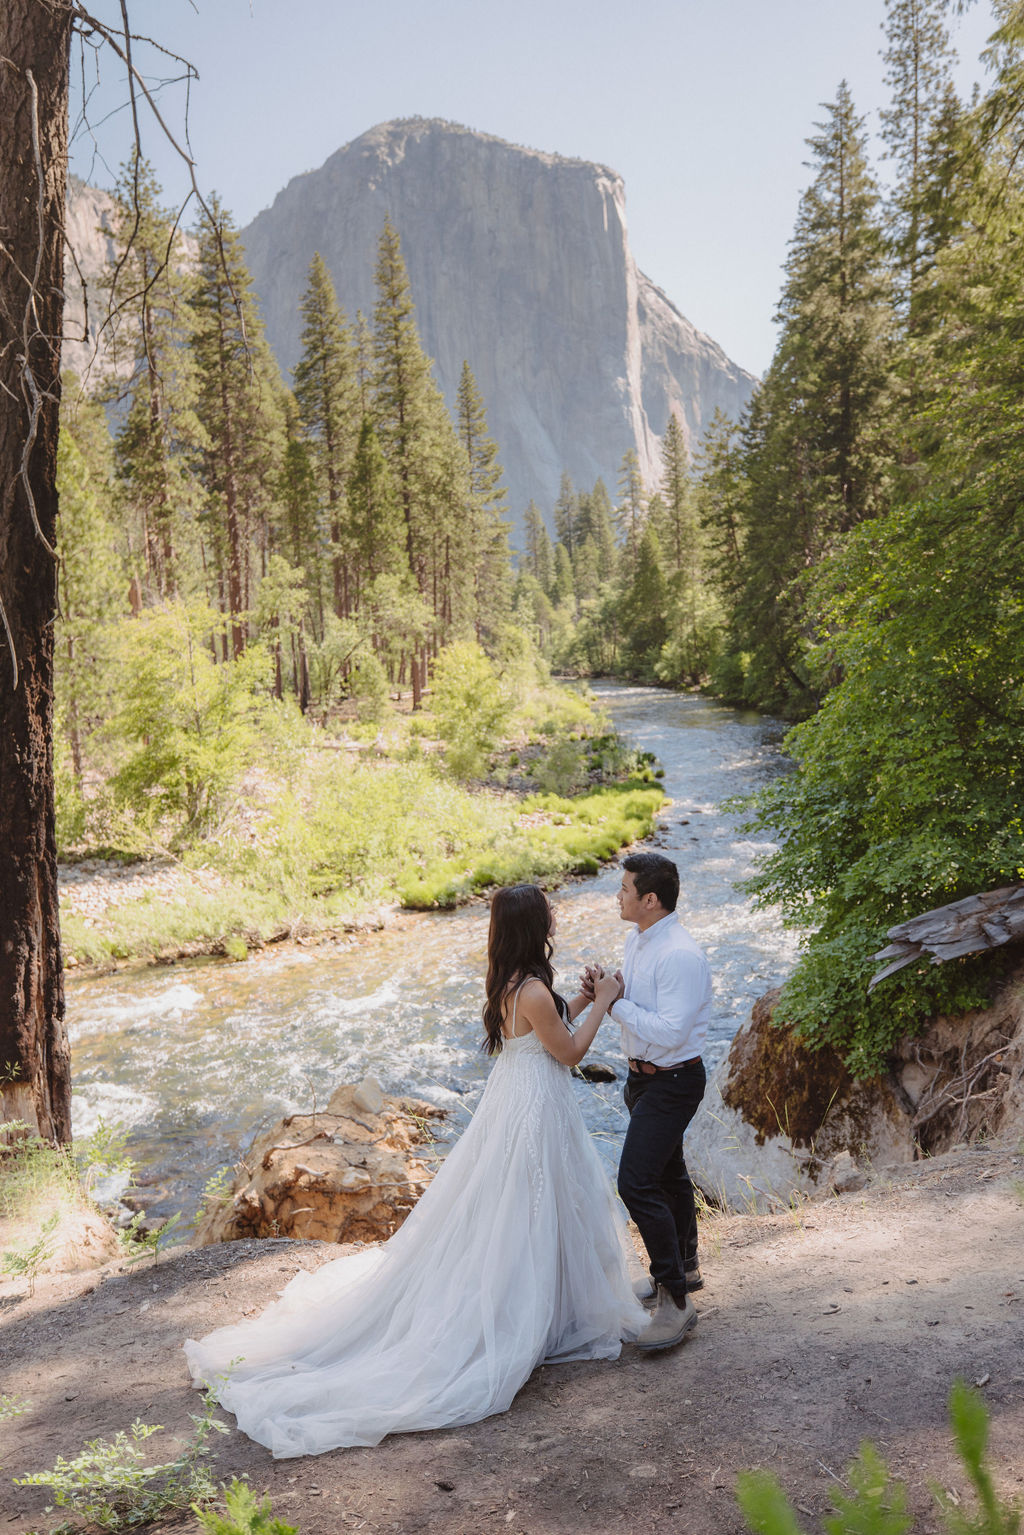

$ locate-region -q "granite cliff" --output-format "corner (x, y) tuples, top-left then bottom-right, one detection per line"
(239, 119), (757, 531)
(64, 121), (757, 534)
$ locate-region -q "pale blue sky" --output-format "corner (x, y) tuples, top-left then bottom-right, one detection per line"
(70, 1), (997, 377)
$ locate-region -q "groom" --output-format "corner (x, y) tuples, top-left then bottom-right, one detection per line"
(586, 851), (711, 1352)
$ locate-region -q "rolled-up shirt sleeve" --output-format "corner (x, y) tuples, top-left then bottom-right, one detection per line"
(610, 946), (710, 1051)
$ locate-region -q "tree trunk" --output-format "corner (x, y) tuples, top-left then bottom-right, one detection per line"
(0, 0), (74, 1142)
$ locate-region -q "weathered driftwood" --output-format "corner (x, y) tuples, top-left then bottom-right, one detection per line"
(869, 884), (1024, 990)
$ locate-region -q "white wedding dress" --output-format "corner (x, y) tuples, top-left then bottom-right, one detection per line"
(184, 999), (645, 1457)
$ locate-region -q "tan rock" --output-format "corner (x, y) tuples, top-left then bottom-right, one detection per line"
(194, 1085), (447, 1247)
(351, 1075), (385, 1115)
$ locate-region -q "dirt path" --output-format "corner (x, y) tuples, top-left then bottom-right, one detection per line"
(2, 1144), (1023, 1535)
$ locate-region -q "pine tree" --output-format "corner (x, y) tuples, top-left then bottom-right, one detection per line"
(656, 414), (697, 573)
(293, 252), (359, 618)
(104, 154), (203, 601)
(615, 450), (646, 566)
(587, 478), (619, 576)
(347, 416), (405, 605)
(371, 218), (436, 581)
(880, 0), (956, 324)
(620, 525), (669, 675)
(553, 473), (580, 557)
(456, 360), (512, 642)
(695, 410), (746, 614)
(776, 81), (894, 538)
(191, 197), (287, 657)
(552, 542), (575, 609)
(523, 501), (556, 593)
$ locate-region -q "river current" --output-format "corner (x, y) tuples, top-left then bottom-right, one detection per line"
(66, 684), (799, 1221)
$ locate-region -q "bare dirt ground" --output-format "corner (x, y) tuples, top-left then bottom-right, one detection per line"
(2, 1143), (1023, 1535)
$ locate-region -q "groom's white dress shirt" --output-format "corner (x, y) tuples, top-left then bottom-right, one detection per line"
(609, 912), (712, 1067)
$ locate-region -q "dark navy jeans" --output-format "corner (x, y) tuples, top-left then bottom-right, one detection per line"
(617, 1059), (706, 1303)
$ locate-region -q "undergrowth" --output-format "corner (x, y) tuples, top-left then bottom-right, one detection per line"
(736, 1381), (1019, 1535)
(59, 683), (667, 953)
(13, 1388), (228, 1531)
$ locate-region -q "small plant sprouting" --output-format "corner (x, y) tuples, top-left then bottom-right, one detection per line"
(117, 1209), (184, 1265)
(195, 1165), (236, 1227)
(194, 1476), (299, 1535)
(13, 1386), (230, 1530)
(1, 1211), (60, 1295)
(0, 1393), (31, 1420)
(735, 1381), (1020, 1535)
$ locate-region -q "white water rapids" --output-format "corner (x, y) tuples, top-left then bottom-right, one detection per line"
(66, 684), (800, 1221)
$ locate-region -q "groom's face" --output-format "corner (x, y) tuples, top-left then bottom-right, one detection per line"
(617, 870), (647, 925)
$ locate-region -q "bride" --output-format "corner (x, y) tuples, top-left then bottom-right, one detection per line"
(184, 883), (645, 1457)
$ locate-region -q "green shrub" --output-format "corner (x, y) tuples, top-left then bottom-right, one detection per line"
(430, 641), (511, 779)
(107, 602), (273, 841)
(348, 651), (390, 723)
(14, 1393), (228, 1530)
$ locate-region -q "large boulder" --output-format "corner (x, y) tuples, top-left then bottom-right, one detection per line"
(194, 1078), (447, 1246)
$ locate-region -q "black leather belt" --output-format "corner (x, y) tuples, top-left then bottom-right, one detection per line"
(628, 1056), (701, 1075)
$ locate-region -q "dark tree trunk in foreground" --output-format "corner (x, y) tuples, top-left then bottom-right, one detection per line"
(0, 1), (74, 1141)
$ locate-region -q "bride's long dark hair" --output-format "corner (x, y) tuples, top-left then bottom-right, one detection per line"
(482, 884), (564, 1055)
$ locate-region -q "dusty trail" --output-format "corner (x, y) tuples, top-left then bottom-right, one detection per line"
(2, 1143), (1023, 1535)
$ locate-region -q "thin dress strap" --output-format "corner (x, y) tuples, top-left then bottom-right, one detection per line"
(505, 977), (530, 1039)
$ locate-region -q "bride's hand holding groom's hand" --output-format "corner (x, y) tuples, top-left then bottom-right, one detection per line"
(592, 971), (621, 1010)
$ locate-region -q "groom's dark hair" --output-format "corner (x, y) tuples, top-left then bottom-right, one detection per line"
(622, 852), (679, 912)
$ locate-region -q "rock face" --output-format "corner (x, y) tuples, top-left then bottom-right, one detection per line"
(62, 176), (119, 382)
(688, 967), (1024, 1212)
(239, 118), (758, 532)
(193, 1078), (447, 1247)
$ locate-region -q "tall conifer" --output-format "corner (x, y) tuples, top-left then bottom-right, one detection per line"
(293, 252), (359, 618)
(192, 198), (286, 657)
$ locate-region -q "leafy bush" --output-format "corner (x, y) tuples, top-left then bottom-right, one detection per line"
(348, 650), (390, 723)
(430, 641), (511, 778)
(107, 602), (273, 841)
(14, 1393), (228, 1530)
(195, 1478), (298, 1535)
(740, 492), (1024, 1074)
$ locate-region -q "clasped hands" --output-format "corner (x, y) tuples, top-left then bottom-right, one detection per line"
(579, 963), (624, 1008)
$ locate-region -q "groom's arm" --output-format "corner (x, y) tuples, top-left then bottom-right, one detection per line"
(609, 948), (709, 1049)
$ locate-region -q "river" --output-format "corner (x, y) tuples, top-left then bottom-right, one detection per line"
(66, 684), (799, 1222)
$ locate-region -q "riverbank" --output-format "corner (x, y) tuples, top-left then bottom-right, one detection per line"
(58, 772), (664, 974)
(2, 1141), (1022, 1535)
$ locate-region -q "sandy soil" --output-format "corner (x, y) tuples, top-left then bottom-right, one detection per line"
(2, 1144), (1023, 1535)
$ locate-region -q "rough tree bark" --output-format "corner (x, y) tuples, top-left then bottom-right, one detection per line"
(0, 0), (74, 1141)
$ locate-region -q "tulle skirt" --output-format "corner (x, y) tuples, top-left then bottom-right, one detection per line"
(184, 1034), (644, 1456)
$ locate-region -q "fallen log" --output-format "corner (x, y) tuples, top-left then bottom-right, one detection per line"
(869, 884), (1024, 990)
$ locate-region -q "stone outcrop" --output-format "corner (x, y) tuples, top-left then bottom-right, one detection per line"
(193, 1077), (446, 1246)
(238, 118), (758, 533)
(689, 965), (1024, 1211)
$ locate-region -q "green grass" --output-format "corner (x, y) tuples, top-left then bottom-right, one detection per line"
(396, 779), (665, 911)
(58, 684), (667, 960)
